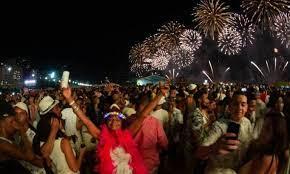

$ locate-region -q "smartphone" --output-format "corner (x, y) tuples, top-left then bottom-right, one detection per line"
(61, 71), (70, 88)
(227, 121), (240, 140)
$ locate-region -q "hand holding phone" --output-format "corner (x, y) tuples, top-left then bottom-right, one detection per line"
(226, 121), (240, 140)
(214, 132), (240, 155)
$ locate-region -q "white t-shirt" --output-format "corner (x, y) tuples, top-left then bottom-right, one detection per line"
(61, 108), (78, 136)
(202, 117), (253, 174)
(151, 109), (169, 125)
(171, 108), (183, 125)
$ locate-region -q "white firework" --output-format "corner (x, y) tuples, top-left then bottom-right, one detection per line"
(193, 0), (233, 40)
(272, 13), (290, 48)
(130, 63), (150, 77)
(179, 29), (203, 52)
(217, 27), (242, 55)
(171, 48), (194, 69)
(156, 21), (185, 52)
(230, 14), (256, 47)
(151, 50), (170, 70)
(165, 69), (179, 81)
(241, 0), (290, 29)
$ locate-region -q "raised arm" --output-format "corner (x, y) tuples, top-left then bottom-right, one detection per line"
(40, 117), (59, 158)
(0, 127), (44, 167)
(128, 82), (169, 136)
(63, 87), (100, 139)
(61, 138), (86, 172)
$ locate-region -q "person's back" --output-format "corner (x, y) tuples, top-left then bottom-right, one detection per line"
(134, 116), (168, 173)
(50, 138), (79, 174)
(34, 113), (86, 174)
(151, 108), (169, 126)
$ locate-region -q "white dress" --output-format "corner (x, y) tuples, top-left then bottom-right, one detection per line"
(50, 138), (79, 174)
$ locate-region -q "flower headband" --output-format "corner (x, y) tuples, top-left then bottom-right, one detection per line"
(104, 112), (126, 120)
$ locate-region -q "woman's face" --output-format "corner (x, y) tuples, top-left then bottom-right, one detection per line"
(275, 97), (284, 112)
(107, 115), (122, 130)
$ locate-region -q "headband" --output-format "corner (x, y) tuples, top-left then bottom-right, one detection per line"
(104, 112), (126, 120)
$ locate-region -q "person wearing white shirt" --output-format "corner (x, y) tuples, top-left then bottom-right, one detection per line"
(61, 108), (82, 154)
(151, 96), (169, 126)
(195, 92), (253, 174)
(14, 102), (46, 174)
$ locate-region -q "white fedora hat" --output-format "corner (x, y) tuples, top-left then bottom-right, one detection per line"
(14, 102), (29, 114)
(122, 107), (136, 117)
(39, 96), (59, 115)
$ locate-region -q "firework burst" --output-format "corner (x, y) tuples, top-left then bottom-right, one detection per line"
(151, 50), (171, 70)
(130, 62), (151, 77)
(193, 0), (232, 40)
(129, 43), (143, 64)
(230, 14), (256, 47)
(129, 43), (153, 76)
(156, 21), (185, 52)
(201, 60), (231, 83)
(165, 69), (179, 81)
(250, 57), (289, 83)
(241, 0), (290, 29)
(217, 27), (242, 55)
(142, 34), (159, 58)
(170, 48), (194, 69)
(272, 13), (290, 48)
(179, 29), (203, 52)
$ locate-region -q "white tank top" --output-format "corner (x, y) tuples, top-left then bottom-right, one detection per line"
(50, 138), (79, 174)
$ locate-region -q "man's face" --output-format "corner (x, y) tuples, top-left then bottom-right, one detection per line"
(247, 100), (257, 114)
(229, 95), (248, 122)
(209, 101), (217, 111)
(170, 90), (177, 98)
(14, 107), (28, 126)
(275, 97), (284, 112)
(199, 93), (209, 109)
(1, 116), (18, 136)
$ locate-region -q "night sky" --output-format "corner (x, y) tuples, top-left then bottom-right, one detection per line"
(0, 0), (194, 82)
(0, 0), (266, 83)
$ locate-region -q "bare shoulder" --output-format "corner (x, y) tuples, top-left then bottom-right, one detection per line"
(61, 138), (71, 151)
(253, 155), (278, 172)
(61, 138), (70, 146)
(260, 155), (277, 164)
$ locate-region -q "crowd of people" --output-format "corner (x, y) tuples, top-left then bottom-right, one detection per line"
(0, 82), (290, 174)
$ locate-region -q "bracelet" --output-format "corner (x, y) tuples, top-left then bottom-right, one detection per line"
(69, 100), (75, 106)
(73, 106), (80, 112)
(71, 104), (80, 112)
